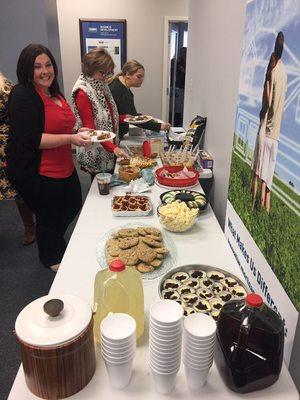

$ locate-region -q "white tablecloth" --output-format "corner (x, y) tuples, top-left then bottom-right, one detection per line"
(8, 171), (298, 399)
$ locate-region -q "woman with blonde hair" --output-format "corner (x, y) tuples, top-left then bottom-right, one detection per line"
(109, 59), (171, 139)
(0, 72), (35, 245)
(72, 47), (128, 179)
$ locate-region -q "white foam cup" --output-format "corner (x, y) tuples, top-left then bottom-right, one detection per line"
(184, 313), (216, 339)
(150, 357), (181, 373)
(101, 340), (135, 355)
(183, 356), (213, 370)
(183, 346), (214, 359)
(102, 348), (135, 363)
(150, 321), (182, 336)
(150, 316), (183, 331)
(150, 367), (178, 394)
(184, 363), (210, 391)
(150, 300), (183, 326)
(150, 331), (182, 345)
(149, 344), (181, 360)
(100, 313), (136, 342)
(101, 334), (136, 349)
(104, 358), (134, 390)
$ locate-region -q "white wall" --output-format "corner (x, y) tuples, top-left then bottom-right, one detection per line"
(56, 0), (188, 116)
(184, 0), (247, 228)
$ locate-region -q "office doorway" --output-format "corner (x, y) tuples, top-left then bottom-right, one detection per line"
(162, 17), (188, 127)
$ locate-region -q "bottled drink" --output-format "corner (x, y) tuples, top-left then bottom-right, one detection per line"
(93, 259), (144, 343)
(214, 293), (284, 393)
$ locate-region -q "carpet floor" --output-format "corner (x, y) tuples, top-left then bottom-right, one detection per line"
(0, 165), (90, 400)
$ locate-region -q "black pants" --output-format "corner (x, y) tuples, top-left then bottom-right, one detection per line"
(7, 169), (82, 267)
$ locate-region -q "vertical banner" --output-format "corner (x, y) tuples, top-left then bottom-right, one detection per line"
(225, 0), (300, 363)
(79, 19), (127, 72)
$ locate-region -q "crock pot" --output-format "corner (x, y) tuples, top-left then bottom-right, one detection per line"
(15, 294), (96, 399)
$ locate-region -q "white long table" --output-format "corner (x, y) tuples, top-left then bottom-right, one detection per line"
(9, 174), (298, 399)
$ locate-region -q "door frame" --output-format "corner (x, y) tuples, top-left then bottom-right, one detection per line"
(161, 16), (188, 123)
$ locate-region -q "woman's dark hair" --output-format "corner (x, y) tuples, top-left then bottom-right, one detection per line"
(274, 32), (284, 59)
(16, 43), (60, 95)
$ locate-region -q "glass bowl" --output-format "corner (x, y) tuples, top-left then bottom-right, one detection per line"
(157, 202), (199, 232)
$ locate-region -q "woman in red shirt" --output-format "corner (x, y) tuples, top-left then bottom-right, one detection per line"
(6, 44), (91, 271)
(71, 47), (128, 180)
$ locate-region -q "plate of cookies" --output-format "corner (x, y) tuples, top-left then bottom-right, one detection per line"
(96, 223), (177, 280)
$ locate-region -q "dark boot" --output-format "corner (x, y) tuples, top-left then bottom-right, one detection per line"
(15, 198), (36, 246)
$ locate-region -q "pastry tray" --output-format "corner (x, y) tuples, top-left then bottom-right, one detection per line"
(158, 264), (249, 319)
(111, 195), (152, 217)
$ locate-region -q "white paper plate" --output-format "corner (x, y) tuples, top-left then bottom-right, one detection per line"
(96, 222), (177, 281)
(86, 130), (115, 143)
(124, 115), (153, 124)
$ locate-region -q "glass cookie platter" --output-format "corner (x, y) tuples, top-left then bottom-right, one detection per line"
(159, 264), (249, 319)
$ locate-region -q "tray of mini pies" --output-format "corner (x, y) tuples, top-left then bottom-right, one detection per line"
(159, 264), (249, 319)
(96, 223), (177, 280)
(111, 194), (152, 216)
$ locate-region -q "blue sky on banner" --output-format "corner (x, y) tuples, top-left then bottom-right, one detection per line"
(235, 0), (300, 192)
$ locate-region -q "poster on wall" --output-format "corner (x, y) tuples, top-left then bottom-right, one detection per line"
(79, 19), (126, 72)
(225, 0), (300, 363)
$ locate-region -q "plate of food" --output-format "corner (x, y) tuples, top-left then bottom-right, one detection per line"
(160, 190), (209, 211)
(159, 264), (249, 319)
(96, 223), (177, 280)
(155, 166), (200, 188)
(84, 130), (116, 143)
(124, 115), (153, 124)
(111, 194), (152, 216)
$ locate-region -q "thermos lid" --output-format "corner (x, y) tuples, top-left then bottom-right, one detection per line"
(246, 293), (263, 308)
(15, 294), (92, 346)
(109, 259), (125, 272)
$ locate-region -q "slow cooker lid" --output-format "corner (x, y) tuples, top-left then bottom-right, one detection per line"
(15, 294), (92, 346)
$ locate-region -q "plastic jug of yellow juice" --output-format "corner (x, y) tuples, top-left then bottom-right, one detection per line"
(93, 259), (144, 343)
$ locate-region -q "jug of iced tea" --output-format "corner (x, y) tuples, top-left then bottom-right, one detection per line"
(214, 293), (284, 393)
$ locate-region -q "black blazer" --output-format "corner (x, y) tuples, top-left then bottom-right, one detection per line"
(6, 84), (44, 177)
(109, 78), (161, 139)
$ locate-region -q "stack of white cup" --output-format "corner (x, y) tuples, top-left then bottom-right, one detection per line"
(100, 313), (136, 390)
(183, 313), (217, 391)
(149, 300), (184, 394)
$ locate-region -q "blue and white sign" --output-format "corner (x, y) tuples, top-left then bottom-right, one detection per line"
(80, 19), (126, 72)
(225, 0), (300, 364)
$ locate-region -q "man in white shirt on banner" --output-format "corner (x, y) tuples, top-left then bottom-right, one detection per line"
(260, 32), (287, 214)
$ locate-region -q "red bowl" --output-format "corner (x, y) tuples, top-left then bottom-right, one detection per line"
(155, 166), (199, 187)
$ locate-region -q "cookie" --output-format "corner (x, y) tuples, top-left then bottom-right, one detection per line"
(117, 228), (139, 238)
(137, 227), (147, 236)
(108, 238), (119, 247)
(118, 237), (139, 249)
(141, 236), (162, 248)
(144, 227), (161, 236)
(108, 246), (120, 257)
(156, 247), (169, 255)
(136, 263), (155, 273)
(118, 248), (139, 266)
(135, 242), (157, 263)
(150, 259), (162, 268)
(146, 234), (162, 241)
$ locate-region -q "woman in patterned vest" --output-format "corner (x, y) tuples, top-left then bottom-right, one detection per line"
(72, 48), (128, 180)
